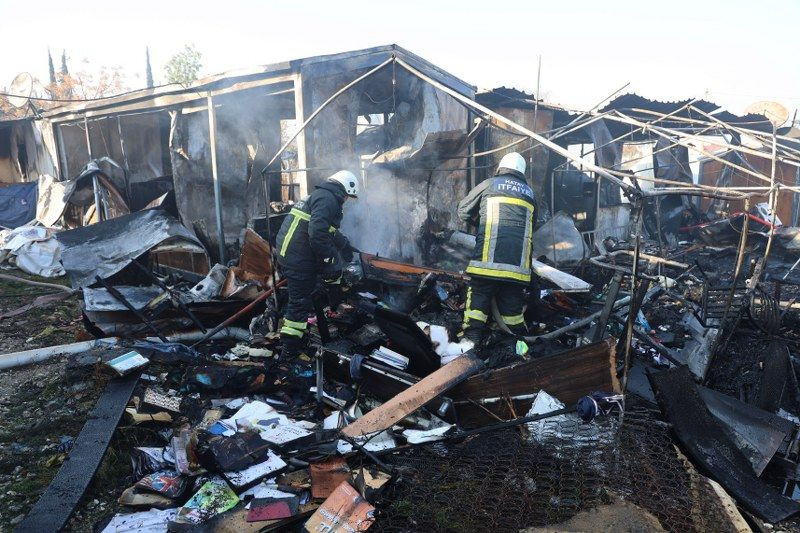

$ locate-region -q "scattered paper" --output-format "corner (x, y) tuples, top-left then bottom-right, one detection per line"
(259, 423), (312, 445)
(402, 424), (455, 444)
(100, 507), (178, 533)
(224, 450), (287, 488)
(218, 400), (288, 436)
(337, 431), (396, 454)
(310, 457), (351, 499)
(143, 388), (182, 413)
(369, 346), (409, 370)
(239, 481), (296, 501)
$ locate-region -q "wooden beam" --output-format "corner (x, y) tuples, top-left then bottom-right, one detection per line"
(341, 353), (484, 438)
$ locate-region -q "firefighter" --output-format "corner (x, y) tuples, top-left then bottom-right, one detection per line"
(275, 170), (359, 359)
(457, 152), (534, 346)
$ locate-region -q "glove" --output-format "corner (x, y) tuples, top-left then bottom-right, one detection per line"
(322, 269), (343, 285)
(341, 243), (359, 263)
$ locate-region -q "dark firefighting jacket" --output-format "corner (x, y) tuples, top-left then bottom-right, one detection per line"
(276, 181), (350, 278)
(457, 172), (536, 284)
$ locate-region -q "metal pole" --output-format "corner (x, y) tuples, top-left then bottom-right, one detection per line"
(622, 200), (644, 392)
(530, 55), (541, 185)
(84, 117), (103, 223)
(793, 166), (800, 226)
(550, 170), (557, 267)
(702, 197), (750, 384)
(762, 125), (779, 269)
(207, 95), (226, 264)
(261, 169), (280, 309)
(116, 116), (132, 204)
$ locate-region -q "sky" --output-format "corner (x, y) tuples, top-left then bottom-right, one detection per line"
(1, 0), (798, 116)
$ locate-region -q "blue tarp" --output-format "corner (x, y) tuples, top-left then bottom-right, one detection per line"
(0, 182), (37, 229)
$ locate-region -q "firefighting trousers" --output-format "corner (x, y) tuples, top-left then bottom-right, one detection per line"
(279, 271), (317, 357)
(461, 277), (528, 342)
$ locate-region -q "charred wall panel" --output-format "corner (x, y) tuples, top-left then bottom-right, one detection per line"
(0, 126), (21, 183)
(170, 88), (289, 261)
(58, 122), (91, 179)
(118, 112), (171, 184)
(699, 153), (797, 223)
(314, 71), (470, 263)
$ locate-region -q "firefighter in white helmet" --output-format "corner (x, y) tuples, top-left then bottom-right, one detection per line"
(275, 170), (360, 358)
(457, 152), (534, 347)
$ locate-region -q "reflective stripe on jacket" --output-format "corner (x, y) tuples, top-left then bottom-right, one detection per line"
(457, 172), (536, 283)
(275, 181), (350, 275)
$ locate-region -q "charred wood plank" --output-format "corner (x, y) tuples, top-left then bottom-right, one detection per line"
(757, 340), (789, 412)
(449, 338), (619, 427)
(341, 354), (484, 437)
(17, 373), (139, 532)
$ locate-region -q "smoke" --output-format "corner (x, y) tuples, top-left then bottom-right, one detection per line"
(340, 165), (429, 263)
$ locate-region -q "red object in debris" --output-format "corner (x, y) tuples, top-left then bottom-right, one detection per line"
(310, 457), (351, 499)
(680, 212), (775, 232)
(246, 500), (293, 522)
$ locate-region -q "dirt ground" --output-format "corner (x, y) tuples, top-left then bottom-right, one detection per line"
(0, 270), (132, 532)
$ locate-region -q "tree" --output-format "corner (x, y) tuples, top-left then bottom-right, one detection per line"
(47, 49), (56, 84)
(47, 59), (128, 101)
(145, 47), (154, 88)
(60, 50), (68, 75)
(164, 44), (202, 86)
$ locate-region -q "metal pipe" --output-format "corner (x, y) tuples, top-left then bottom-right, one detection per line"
(0, 326), (254, 371)
(191, 279), (286, 347)
(0, 274), (74, 292)
(606, 111), (774, 186)
(524, 296), (632, 342)
(702, 197), (751, 384)
(148, 327), (250, 343)
(116, 115), (132, 203)
(0, 337), (121, 370)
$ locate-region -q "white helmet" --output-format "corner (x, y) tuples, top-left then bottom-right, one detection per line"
(327, 170), (360, 198)
(497, 152), (526, 177)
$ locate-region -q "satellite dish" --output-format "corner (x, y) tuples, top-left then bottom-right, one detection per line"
(745, 100), (789, 127)
(7, 72), (34, 108)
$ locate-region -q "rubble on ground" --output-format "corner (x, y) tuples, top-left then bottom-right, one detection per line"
(3, 45), (800, 532)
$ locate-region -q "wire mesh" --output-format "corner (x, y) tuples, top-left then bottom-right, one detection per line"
(373, 405), (746, 532)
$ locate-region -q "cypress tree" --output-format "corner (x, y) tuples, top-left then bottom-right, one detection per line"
(145, 47), (154, 88)
(47, 49), (56, 84)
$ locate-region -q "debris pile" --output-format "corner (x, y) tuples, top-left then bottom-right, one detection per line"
(3, 45), (800, 533)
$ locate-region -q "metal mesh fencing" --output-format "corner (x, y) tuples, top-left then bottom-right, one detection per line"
(373, 405), (748, 532)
